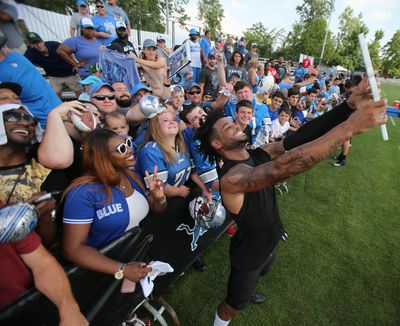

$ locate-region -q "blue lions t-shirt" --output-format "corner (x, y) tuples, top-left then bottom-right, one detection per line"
(136, 141), (191, 188)
(183, 128), (217, 187)
(63, 177), (145, 248)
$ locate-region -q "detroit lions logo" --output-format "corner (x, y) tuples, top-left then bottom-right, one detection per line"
(176, 223), (207, 251)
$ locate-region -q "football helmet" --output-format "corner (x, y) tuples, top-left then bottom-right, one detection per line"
(189, 196), (226, 229)
(139, 95), (165, 118)
(0, 203), (39, 243)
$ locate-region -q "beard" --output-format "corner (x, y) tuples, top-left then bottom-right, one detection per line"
(116, 97), (132, 108)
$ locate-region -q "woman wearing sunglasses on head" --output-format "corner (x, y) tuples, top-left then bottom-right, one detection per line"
(62, 128), (166, 282)
(136, 110), (211, 200)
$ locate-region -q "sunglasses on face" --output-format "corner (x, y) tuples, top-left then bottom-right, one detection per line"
(3, 111), (38, 126)
(96, 5), (104, 8)
(187, 90), (201, 95)
(93, 94), (115, 101)
(115, 137), (133, 155)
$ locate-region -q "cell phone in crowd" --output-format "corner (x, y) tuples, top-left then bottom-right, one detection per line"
(34, 191), (63, 203)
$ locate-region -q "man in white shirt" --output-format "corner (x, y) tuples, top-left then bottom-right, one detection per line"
(188, 28), (202, 83)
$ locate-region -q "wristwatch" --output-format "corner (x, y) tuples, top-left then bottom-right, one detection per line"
(114, 263), (126, 280)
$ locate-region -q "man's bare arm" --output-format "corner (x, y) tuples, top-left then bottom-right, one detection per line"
(22, 244), (88, 325)
(222, 100), (387, 194)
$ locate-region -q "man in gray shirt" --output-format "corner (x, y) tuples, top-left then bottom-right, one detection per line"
(69, 0), (93, 36)
(0, 0), (25, 53)
(106, 0), (131, 36)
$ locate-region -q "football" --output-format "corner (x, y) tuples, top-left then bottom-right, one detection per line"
(0, 203), (39, 243)
(70, 110), (97, 132)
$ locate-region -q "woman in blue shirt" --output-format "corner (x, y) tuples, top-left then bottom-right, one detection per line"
(136, 110), (210, 199)
(62, 128), (166, 283)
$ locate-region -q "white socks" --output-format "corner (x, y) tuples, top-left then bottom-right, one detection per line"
(213, 312), (230, 326)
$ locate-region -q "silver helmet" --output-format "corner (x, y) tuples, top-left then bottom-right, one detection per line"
(189, 196), (226, 229)
(139, 95), (165, 119)
(0, 203), (39, 243)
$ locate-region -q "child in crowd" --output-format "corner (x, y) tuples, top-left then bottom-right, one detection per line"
(105, 111), (130, 136)
(270, 106), (291, 142)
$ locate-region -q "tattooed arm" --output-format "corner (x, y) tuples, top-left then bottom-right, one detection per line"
(221, 100), (387, 195)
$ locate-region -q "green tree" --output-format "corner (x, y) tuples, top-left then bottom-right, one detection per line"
(197, 0), (224, 37)
(296, 0), (333, 21)
(279, 0), (336, 63)
(335, 6), (368, 71)
(382, 30), (400, 77)
(368, 29), (384, 73)
(243, 22), (284, 58)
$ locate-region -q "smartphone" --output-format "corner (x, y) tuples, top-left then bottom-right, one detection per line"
(34, 191), (63, 204)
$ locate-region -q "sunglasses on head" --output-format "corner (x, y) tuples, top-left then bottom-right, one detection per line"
(3, 111), (38, 126)
(187, 90), (201, 95)
(115, 137), (133, 155)
(93, 94), (115, 101)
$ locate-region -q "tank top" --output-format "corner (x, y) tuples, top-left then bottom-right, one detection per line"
(219, 148), (284, 271)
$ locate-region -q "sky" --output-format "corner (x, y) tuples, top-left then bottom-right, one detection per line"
(179, 0), (400, 47)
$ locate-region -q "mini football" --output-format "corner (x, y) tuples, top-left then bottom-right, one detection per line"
(70, 110), (97, 132)
(0, 203), (39, 243)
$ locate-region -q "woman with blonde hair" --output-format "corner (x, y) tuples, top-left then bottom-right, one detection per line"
(62, 128), (166, 283)
(248, 58), (260, 93)
(136, 110), (210, 199)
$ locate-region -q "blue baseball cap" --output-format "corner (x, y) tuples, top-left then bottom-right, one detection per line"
(76, 0), (87, 6)
(188, 28), (199, 36)
(90, 81), (114, 97)
(132, 83), (151, 96)
(79, 75), (102, 85)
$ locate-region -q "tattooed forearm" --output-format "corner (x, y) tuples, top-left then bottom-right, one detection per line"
(224, 133), (348, 193)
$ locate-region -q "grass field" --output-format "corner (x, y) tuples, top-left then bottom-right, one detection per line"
(381, 82), (400, 105)
(156, 84), (400, 326)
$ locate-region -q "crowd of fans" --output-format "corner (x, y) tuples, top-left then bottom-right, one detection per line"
(0, 0), (362, 319)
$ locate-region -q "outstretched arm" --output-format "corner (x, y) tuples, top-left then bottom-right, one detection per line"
(21, 244), (88, 326)
(222, 100), (387, 194)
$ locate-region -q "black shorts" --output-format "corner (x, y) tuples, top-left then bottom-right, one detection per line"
(226, 246), (278, 310)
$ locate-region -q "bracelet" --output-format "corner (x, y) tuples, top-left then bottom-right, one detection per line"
(163, 83), (171, 87)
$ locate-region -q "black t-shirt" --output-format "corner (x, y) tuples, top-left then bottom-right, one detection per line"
(219, 148), (284, 271)
(199, 66), (219, 93)
(108, 38), (137, 56)
(24, 41), (75, 77)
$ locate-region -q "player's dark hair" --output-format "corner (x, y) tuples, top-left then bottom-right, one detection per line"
(195, 110), (225, 163)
